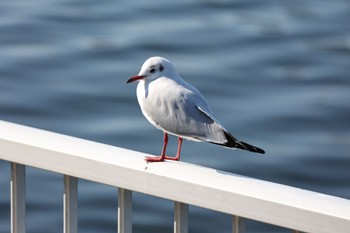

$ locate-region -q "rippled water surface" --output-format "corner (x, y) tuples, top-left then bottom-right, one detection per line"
(1, 1), (350, 233)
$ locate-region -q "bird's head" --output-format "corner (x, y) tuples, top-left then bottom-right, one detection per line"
(127, 56), (176, 84)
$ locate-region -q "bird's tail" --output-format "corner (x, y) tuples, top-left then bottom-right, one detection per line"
(222, 131), (265, 154)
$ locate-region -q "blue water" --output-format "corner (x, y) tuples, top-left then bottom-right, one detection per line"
(1, 0), (350, 232)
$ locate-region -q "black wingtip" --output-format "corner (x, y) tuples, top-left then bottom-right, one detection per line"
(236, 141), (265, 154)
(223, 131), (265, 154)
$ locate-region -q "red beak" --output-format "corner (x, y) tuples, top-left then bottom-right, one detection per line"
(126, 75), (145, 84)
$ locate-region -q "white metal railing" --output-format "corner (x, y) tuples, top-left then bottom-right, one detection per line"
(1, 120), (350, 233)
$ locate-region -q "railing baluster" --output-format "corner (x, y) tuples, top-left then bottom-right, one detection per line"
(118, 188), (132, 233)
(64, 175), (78, 233)
(10, 163), (26, 233)
(174, 202), (188, 233)
(232, 215), (246, 233)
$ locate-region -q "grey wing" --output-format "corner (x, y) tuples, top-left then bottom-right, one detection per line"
(192, 105), (229, 144)
(174, 90), (229, 144)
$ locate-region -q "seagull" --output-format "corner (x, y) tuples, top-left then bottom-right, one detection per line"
(127, 56), (265, 162)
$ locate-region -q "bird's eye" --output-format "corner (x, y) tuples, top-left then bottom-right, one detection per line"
(150, 68), (156, 73)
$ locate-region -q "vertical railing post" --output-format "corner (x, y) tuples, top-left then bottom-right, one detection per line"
(232, 215), (246, 233)
(174, 202), (188, 233)
(118, 188), (132, 233)
(64, 175), (78, 233)
(11, 163), (26, 233)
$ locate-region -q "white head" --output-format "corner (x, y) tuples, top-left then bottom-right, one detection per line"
(126, 56), (178, 83)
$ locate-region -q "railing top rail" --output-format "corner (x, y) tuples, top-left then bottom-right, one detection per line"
(1, 120), (349, 233)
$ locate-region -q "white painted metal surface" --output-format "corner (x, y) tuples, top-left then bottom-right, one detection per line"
(1, 120), (350, 233)
(118, 188), (132, 233)
(174, 202), (188, 233)
(232, 216), (246, 233)
(64, 175), (78, 233)
(10, 163), (26, 233)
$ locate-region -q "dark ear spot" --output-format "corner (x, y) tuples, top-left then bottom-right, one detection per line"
(159, 64), (164, 72)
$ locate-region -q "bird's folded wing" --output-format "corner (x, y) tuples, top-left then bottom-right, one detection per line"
(196, 105), (224, 129)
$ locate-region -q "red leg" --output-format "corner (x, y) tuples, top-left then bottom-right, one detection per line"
(165, 137), (183, 161)
(145, 132), (168, 162)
